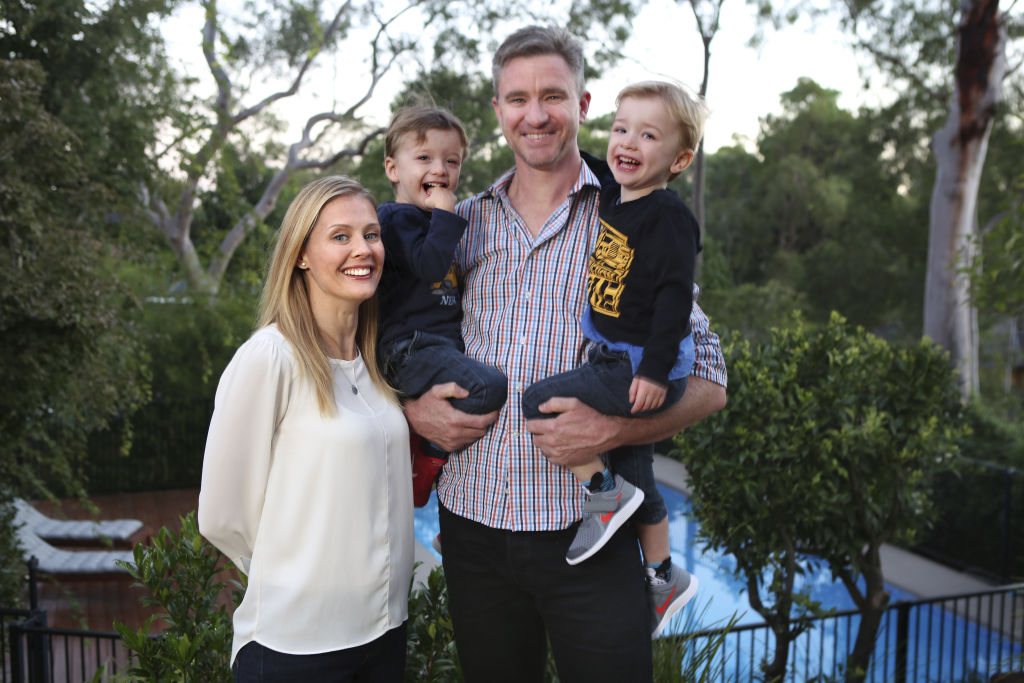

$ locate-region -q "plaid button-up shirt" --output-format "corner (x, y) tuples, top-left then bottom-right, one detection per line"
(437, 161), (727, 531)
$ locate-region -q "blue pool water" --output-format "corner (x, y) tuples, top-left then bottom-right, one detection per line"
(414, 485), (1022, 680)
(411, 485), (915, 625)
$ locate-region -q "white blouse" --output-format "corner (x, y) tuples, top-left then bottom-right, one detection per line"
(198, 325), (412, 664)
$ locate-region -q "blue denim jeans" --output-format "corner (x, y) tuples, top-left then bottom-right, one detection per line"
(438, 504), (652, 683)
(232, 622), (407, 682)
(521, 343), (687, 524)
(385, 331), (507, 415)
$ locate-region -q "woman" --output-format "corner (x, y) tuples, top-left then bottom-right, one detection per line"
(198, 176), (412, 681)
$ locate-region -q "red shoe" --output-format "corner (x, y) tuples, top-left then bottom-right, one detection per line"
(411, 436), (447, 507)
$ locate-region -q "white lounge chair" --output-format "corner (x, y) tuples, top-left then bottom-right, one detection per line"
(15, 525), (135, 576)
(10, 499), (141, 577)
(12, 498), (143, 545)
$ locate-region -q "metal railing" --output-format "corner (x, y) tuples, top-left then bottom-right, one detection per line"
(917, 456), (1023, 583)
(2, 560), (137, 683)
(2, 607), (33, 683)
(676, 583), (1024, 681)
(6, 620), (133, 683)
(4, 576), (1021, 682)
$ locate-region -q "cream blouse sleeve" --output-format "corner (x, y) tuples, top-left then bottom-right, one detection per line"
(198, 330), (291, 573)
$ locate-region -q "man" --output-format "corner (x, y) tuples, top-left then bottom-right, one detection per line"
(404, 25), (727, 683)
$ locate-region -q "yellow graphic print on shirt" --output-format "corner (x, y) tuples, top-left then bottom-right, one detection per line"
(587, 220), (634, 319)
(431, 264), (460, 307)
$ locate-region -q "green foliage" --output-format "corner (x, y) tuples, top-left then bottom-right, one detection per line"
(918, 399), (1024, 580)
(673, 312), (966, 674)
(0, 489), (24, 606)
(404, 566), (462, 682)
(115, 533), (732, 682)
(81, 293), (255, 494)
(0, 0), (184, 234)
(0, 59), (147, 501)
(969, 196), (1024, 320)
(114, 512), (243, 682)
(701, 79), (927, 338)
(651, 598), (739, 682)
(697, 279), (806, 343)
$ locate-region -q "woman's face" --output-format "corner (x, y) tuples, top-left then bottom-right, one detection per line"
(298, 195), (384, 310)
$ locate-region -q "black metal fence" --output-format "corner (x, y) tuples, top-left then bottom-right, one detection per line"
(1, 563), (137, 683)
(5, 617), (132, 683)
(84, 399), (213, 494)
(917, 457), (1023, 583)
(677, 583), (1024, 681)
(1, 607), (32, 683)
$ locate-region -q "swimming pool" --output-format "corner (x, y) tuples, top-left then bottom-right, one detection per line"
(411, 484), (915, 625)
(414, 485), (1022, 680)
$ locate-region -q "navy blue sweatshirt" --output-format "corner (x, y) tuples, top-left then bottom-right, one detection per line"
(377, 202), (467, 351)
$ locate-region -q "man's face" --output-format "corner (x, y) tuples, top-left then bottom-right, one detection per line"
(492, 54), (591, 171)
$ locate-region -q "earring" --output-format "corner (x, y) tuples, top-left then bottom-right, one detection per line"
(299, 261), (306, 268)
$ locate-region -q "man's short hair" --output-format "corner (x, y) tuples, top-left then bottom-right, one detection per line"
(492, 25), (585, 98)
(616, 81), (709, 155)
(385, 106), (469, 159)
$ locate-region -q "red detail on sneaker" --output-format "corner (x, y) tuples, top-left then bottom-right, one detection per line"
(655, 586), (678, 614)
(599, 492), (623, 523)
(410, 435), (446, 507)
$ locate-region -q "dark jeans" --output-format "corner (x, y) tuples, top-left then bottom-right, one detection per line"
(521, 343), (687, 524)
(232, 622), (407, 682)
(385, 331), (507, 414)
(439, 504), (652, 683)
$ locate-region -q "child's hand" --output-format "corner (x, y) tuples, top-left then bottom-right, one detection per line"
(424, 185), (458, 213)
(629, 376), (667, 414)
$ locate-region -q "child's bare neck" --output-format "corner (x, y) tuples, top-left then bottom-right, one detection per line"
(620, 183), (666, 203)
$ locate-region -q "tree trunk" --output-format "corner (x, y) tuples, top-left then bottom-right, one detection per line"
(746, 563), (795, 681)
(923, 0), (1005, 400)
(845, 547), (890, 682)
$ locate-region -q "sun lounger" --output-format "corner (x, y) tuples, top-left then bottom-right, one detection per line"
(14, 522), (134, 576)
(10, 499), (141, 578)
(12, 498), (143, 545)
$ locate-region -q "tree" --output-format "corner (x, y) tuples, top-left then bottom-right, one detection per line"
(142, 0), (640, 296)
(0, 60), (148, 601)
(673, 313), (966, 681)
(696, 79), (924, 337)
(923, 0), (1008, 399)
(681, 0), (726, 238)
(0, 0), (185, 240)
(817, 0), (1022, 398)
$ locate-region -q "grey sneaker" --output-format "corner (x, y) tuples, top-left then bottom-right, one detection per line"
(565, 474), (644, 565)
(648, 563), (699, 638)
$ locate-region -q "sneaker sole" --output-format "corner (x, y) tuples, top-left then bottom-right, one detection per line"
(652, 574), (699, 639)
(565, 488), (645, 566)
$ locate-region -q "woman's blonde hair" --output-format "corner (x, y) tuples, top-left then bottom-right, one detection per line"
(257, 175), (396, 415)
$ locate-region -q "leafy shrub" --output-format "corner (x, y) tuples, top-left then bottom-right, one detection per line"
(114, 512), (242, 682)
(116, 518), (731, 681)
(404, 565), (461, 682)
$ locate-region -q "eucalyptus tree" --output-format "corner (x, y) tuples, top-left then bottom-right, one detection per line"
(817, 0), (1021, 398)
(144, 0), (640, 296)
